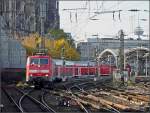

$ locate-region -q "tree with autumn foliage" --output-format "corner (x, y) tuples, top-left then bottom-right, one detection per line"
(21, 33), (40, 56)
(21, 30), (80, 60)
(48, 29), (75, 48)
(50, 38), (80, 60)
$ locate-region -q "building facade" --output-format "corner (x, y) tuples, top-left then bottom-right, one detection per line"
(0, 0), (59, 68)
(77, 38), (150, 61)
(0, 0), (59, 36)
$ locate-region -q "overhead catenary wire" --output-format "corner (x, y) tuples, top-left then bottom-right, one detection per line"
(61, 1), (92, 40)
(62, 1), (149, 41)
(63, 1), (126, 36)
(61, 2), (88, 27)
(69, 1), (109, 40)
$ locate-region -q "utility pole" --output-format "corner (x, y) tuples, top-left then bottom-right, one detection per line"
(61, 46), (65, 79)
(94, 47), (98, 77)
(40, 17), (45, 49)
(136, 50), (139, 76)
(61, 47), (65, 66)
(88, 42), (90, 76)
(108, 55), (112, 76)
(118, 29), (125, 85)
(39, 0), (46, 52)
(147, 32), (150, 76)
(145, 54), (148, 77)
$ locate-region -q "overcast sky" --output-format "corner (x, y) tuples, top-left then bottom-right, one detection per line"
(59, 1), (149, 41)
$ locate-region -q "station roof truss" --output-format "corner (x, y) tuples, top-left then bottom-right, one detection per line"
(98, 47), (149, 62)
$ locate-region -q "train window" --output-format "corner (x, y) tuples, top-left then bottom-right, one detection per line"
(30, 58), (39, 64)
(40, 58), (48, 65)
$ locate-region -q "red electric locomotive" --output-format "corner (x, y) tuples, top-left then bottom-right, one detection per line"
(26, 53), (53, 82)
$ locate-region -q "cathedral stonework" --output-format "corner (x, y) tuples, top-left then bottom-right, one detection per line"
(0, 0), (59, 36)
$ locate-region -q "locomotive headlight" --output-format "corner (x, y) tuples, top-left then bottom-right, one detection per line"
(45, 74), (49, 77)
(40, 70), (49, 73)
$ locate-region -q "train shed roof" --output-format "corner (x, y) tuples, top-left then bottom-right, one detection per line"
(98, 47), (149, 60)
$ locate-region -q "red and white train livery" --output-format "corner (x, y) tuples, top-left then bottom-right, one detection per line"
(26, 54), (131, 82)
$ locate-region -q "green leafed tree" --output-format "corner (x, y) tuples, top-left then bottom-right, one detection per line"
(48, 29), (67, 39)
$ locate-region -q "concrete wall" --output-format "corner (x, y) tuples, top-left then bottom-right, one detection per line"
(0, 16), (26, 68)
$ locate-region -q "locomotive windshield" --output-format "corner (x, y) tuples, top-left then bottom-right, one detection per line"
(40, 59), (48, 64)
(30, 59), (39, 64)
(30, 58), (48, 65)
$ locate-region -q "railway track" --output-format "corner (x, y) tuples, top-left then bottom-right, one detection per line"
(67, 81), (121, 113)
(2, 85), (56, 112)
(2, 86), (25, 112)
(48, 88), (119, 113)
(50, 78), (118, 113)
(2, 78), (107, 113)
(55, 77), (96, 90)
(2, 77), (150, 112)
(63, 79), (150, 112)
(1, 87), (22, 112)
(42, 89), (86, 113)
(67, 76), (113, 92)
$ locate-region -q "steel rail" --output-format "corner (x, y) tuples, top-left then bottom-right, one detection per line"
(45, 89), (89, 113)
(67, 81), (121, 113)
(41, 91), (57, 113)
(69, 85), (83, 91)
(15, 87), (55, 112)
(2, 87), (24, 112)
(106, 105), (121, 113)
(18, 89), (34, 112)
(67, 92), (89, 113)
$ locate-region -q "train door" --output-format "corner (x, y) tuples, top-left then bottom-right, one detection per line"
(74, 67), (79, 76)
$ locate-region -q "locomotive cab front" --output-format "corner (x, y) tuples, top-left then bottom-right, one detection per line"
(26, 55), (52, 82)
